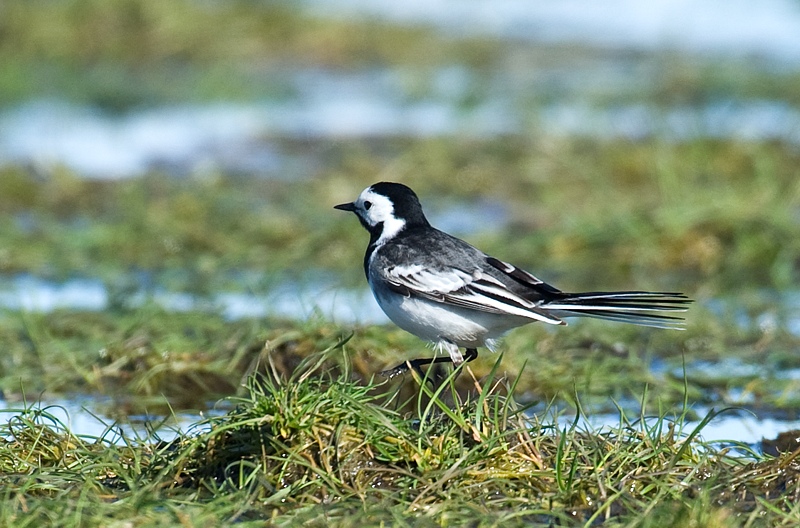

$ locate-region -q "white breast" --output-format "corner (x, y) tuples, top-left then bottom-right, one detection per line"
(369, 276), (527, 349)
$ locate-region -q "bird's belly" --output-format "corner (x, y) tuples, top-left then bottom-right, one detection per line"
(373, 290), (527, 348)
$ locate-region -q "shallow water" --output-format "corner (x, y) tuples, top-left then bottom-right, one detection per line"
(2, 275), (799, 335)
(0, 394), (793, 451)
(3, 97), (799, 179)
(0, 274), (388, 324)
(0, 396), (209, 443)
(540, 101), (800, 143)
(305, 0), (800, 63)
(0, 88), (514, 178)
(555, 409), (800, 451)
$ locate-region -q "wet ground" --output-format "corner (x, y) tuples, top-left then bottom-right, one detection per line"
(2, 0), (800, 449)
(2, 84), (799, 179)
(2, 273), (800, 449)
(4, 392), (798, 456)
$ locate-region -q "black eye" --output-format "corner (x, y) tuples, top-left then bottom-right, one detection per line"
(363, 201), (372, 210)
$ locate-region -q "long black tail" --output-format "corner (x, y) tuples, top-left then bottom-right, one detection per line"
(543, 291), (692, 329)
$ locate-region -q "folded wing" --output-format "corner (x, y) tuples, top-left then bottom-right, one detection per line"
(381, 263), (565, 325)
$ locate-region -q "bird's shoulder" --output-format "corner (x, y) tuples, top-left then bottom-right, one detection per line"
(373, 226), (483, 269)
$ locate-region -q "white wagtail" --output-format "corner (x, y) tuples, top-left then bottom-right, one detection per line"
(335, 182), (691, 378)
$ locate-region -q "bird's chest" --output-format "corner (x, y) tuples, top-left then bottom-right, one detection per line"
(367, 271), (490, 346)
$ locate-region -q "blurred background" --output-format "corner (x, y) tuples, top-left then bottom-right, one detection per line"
(1, 0), (800, 445)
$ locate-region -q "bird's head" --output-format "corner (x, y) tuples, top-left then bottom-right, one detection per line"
(335, 182), (430, 242)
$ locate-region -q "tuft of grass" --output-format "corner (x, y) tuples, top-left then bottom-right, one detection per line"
(2, 342), (800, 526)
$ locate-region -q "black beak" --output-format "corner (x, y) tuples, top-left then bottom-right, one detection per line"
(334, 202), (356, 212)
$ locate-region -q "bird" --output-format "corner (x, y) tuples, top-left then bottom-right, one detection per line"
(334, 182), (691, 379)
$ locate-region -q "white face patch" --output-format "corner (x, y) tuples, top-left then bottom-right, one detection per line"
(357, 188), (406, 245)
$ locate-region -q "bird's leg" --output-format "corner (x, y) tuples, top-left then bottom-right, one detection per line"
(451, 347), (479, 382)
(379, 347), (479, 379)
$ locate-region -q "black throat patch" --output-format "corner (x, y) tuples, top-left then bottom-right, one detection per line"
(363, 221), (385, 277)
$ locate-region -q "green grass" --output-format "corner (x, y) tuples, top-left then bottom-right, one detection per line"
(0, 0), (499, 109)
(1, 301), (798, 420)
(3, 0), (799, 110)
(1, 137), (798, 292)
(1, 135), (797, 412)
(3, 1), (800, 523)
(2, 343), (799, 527)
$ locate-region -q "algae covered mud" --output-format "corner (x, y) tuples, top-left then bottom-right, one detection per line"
(2, 0), (800, 525)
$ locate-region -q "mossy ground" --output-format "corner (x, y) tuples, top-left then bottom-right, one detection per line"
(2, 137), (798, 291)
(3, 345), (800, 527)
(1, 302), (798, 417)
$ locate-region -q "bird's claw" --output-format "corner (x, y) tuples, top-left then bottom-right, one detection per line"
(379, 365), (408, 379)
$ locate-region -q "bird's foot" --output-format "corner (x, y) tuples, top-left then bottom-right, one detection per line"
(379, 357), (449, 381)
(378, 363), (412, 379)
